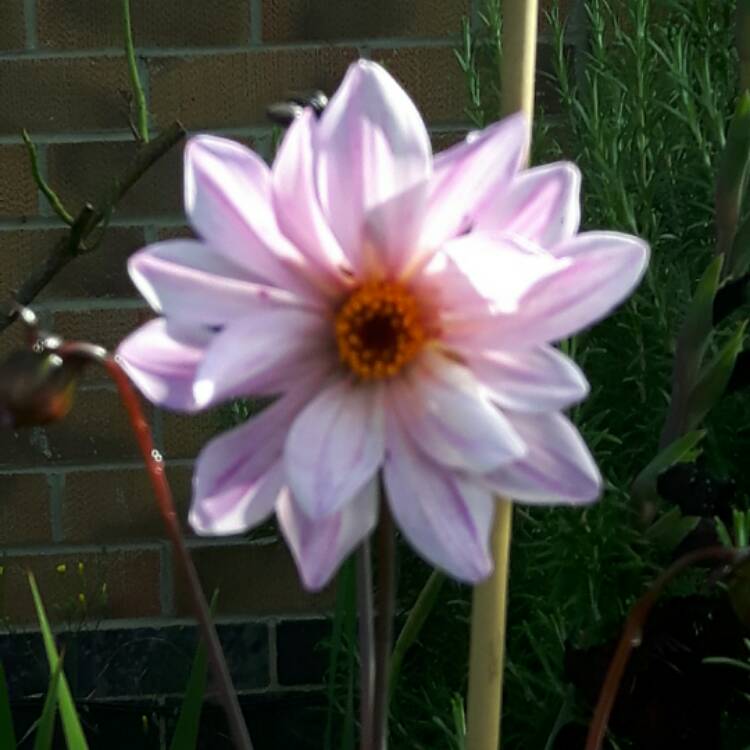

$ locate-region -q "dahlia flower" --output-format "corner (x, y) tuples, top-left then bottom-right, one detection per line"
(117, 60), (648, 590)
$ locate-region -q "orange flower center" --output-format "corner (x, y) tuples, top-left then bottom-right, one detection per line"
(335, 281), (427, 380)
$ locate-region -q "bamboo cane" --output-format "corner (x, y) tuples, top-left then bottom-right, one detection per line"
(465, 1), (538, 748)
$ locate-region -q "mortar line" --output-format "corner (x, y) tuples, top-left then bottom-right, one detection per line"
(22, 0), (37, 50)
(0, 37), (461, 61)
(47, 471), (64, 543)
(249, 0), (262, 45)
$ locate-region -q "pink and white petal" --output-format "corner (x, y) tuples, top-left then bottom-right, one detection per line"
(116, 318), (210, 412)
(285, 379), (385, 520)
(485, 412), (601, 504)
(474, 162), (581, 249)
(391, 352), (525, 473)
(383, 414), (495, 583)
(189, 380), (324, 535)
(193, 308), (332, 407)
(315, 60), (432, 273)
(439, 232), (564, 313)
(499, 232), (649, 346)
(128, 240), (315, 326)
(277, 479), (378, 591)
(272, 109), (349, 288)
(422, 113), (529, 249)
(185, 135), (316, 295)
(462, 345), (589, 412)
(363, 179), (429, 279)
(191, 459), (284, 536)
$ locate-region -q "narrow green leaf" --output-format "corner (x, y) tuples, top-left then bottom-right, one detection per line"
(687, 321), (748, 430)
(680, 256), (723, 375)
(727, 211), (750, 281)
(716, 92), (750, 257)
(645, 507), (700, 553)
(0, 663), (17, 749)
(28, 573), (88, 750)
(631, 430), (706, 505)
(33, 654), (65, 750)
(738, 0), (750, 92)
(389, 570), (446, 699)
(169, 590), (219, 750)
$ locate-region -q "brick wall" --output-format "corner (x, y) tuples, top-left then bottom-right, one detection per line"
(0, 0), (581, 701)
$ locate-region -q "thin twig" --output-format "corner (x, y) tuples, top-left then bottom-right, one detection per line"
(123, 0), (149, 143)
(1, 121), (185, 335)
(585, 546), (749, 750)
(101, 353), (253, 750)
(21, 130), (74, 225)
(356, 540), (375, 750)
(372, 499), (396, 750)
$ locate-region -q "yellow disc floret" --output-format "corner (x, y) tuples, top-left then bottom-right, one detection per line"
(335, 281), (427, 380)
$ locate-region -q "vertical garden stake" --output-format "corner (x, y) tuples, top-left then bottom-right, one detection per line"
(465, 1), (538, 748)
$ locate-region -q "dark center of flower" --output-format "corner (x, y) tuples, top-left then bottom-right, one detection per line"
(335, 281), (427, 379)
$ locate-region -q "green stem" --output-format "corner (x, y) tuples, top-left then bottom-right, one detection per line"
(22, 130), (74, 225)
(372, 501), (396, 750)
(356, 540), (375, 750)
(388, 569), (445, 701)
(123, 0), (149, 143)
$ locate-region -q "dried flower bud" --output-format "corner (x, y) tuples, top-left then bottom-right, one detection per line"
(0, 349), (85, 428)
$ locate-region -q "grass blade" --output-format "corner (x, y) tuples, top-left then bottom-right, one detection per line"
(0, 663), (17, 749)
(169, 591), (219, 750)
(33, 654), (64, 750)
(28, 572), (88, 750)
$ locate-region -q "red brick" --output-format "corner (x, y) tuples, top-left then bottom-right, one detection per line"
(156, 226), (195, 242)
(52, 307), (151, 353)
(46, 140), (183, 219)
(263, 0), (469, 43)
(0, 146), (37, 218)
(37, 0), (251, 50)
(175, 541), (335, 617)
(149, 48), (357, 130)
(371, 47), (468, 124)
(161, 408), (227, 460)
(431, 129), (470, 154)
(61, 465), (192, 542)
(0, 57), (131, 136)
(0, 228), (144, 303)
(0, 474), (52, 545)
(0, 0), (26, 51)
(43, 386), (151, 465)
(0, 547), (162, 623)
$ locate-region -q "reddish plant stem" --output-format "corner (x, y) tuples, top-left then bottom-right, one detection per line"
(585, 546), (748, 750)
(103, 355), (253, 750)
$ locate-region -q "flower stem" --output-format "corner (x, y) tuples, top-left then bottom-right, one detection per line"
(103, 356), (253, 750)
(372, 500), (396, 750)
(585, 545), (748, 750)
(123, 0), (149, 143)
(356, 539), (375, 750)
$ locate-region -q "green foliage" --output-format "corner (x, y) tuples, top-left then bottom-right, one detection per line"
(29, 572), (89, 750)
(169, 591), (219, 750)
(0, 664), (16, 749)
(33, 657), (65, 750)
